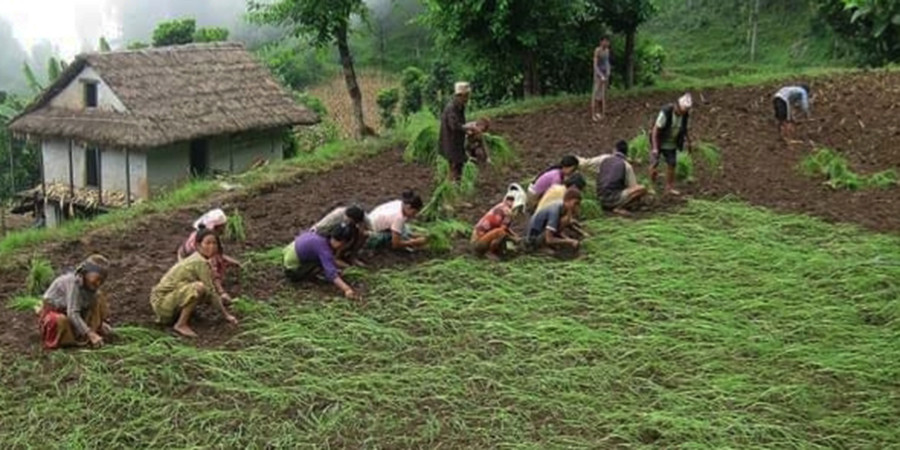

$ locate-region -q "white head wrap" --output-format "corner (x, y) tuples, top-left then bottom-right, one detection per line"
(454, 82), (471, 95)
(505, 183), (527, 212)
(193, 208), (227, 230)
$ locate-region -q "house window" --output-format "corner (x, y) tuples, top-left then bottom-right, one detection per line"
(84, 82), (98, 108)
(86, 147), (100, 188)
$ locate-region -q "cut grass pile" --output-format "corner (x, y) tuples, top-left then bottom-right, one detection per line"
(800, 147), (898, 190)
(1, 200), (898, 448)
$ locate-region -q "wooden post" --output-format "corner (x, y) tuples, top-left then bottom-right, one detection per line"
(68, 140), (74, 196)
(7, 134), (14, 195)
(97, 148), (103, 207)
(229, 136), (234, 173)
(125, 148), (131, 208)
(39, 139), (46, 204)
(750, 0), (760, 63)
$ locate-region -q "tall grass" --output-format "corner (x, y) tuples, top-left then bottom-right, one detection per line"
(225, 208), (247, 242)
(800, 148), (896, 190)
(2, 200), (898, 448)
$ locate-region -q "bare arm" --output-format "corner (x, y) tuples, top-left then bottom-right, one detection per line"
(391, 231), (427, 249)
(332, 276), (357, 299)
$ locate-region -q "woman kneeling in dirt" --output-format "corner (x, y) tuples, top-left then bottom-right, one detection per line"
(177, 208), (240, 304)
(39, 255), (113, 350)
(152, 228), (238, 338)
(472, 189), (522, 261)
(526, 155), (580, 212)
(366, 191), (428, 251)
(310, 204), (371, 268)
(283, 223), (359, 299)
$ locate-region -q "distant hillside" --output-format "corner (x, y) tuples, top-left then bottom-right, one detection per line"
(642, 0), (849, 78)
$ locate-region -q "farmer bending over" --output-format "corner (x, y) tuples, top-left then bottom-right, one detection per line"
(650, 93), (694, 196)
(39, 254), (113, 350)
(773, 84), (811, 143)
(536, 173), (589, 239)
(177, 208), (240, 304)
(440, 82), (477, 181)
(367, 191), (428, 251)
(152, 228), (238, 338)
(284, 223), (359, 299)
(472, 190), (522, 261)
(596, 140), (648, 215)
(526, 155), (580, 212)
(525, 188), (582, 253)
(311, 204), (371, 267)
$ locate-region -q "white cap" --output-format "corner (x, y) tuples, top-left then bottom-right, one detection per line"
(193, 208), (227, 230)
(678, 93), (693, 110)
(454, 82), (471, 95)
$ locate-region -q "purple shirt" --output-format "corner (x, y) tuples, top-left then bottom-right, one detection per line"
(531, 169), (564, 196)
(294, 232), (339, 282)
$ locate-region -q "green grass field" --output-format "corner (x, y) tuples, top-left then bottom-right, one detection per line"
(2, 200), (898, 448)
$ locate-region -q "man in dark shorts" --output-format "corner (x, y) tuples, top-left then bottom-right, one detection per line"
(650, 93), (693, 196)
(773, 84), (811, 143)
(525, 188), (582, 253)
(596, 140), (648, 215)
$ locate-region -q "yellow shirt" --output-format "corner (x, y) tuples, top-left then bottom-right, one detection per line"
(536, 184), (566, 211)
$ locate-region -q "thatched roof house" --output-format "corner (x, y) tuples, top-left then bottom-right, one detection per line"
(8, 42), (318, 227)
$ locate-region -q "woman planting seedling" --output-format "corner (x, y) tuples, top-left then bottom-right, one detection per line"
(39, 254), (113, 350)
(283, 222), (360, 299)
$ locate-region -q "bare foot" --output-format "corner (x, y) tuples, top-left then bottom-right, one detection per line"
(666, 189), (682, 196)
(173, 324), (198, 338)
(612, 208), (632, 216)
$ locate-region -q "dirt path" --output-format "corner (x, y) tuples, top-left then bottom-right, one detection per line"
(2, 71), (897, 354)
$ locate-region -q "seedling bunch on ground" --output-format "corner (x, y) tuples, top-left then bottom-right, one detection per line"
(801, 148), (898, 190)
(225, 208), (247, 242)
(25, 256), (53, 297)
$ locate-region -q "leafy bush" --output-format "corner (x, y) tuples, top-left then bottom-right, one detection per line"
(225, 209), (247, 242)
(152, 18), (196, 47)
(425, 60), (454, 116)
(294, 92), (328, 117)
(193, 27), (229, 43)
(260, 39), (337, 90)
(26, 256), (54, 296)
(376, 88), (401, 129)
(400, 67), (426, 118)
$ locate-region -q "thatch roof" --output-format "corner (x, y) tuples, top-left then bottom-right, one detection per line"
(8, 42), (319, 149)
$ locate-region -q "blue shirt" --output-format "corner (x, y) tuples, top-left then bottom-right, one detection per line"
(294, 232), (339, 282)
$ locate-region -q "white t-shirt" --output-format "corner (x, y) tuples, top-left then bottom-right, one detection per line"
(368, 200), (406, 234)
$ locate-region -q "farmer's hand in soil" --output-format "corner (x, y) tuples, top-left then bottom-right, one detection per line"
(87, 331), (104, 348)
(568, 238), (581, 250)
(343, 287), (359, 300)
(224, 314), (239, 326)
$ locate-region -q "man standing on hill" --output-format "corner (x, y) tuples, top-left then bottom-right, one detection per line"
(773, 84), (811, 143)
(440, 82), (476, 181)
(650, 92), (693, 196)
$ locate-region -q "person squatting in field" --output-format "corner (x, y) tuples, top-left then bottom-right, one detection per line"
(439, 81), (479, 181)
(283, 222), (360, 300)
(525, 188), (583, 253)
(39, 254), (113, 350)
(536, 173), (590, 239)
(310, 204), (371, 268)
(464, 118), (492, 164)
(773, 84), (811, 143)
(366, 191), (428, 251)
(152, 227), (239, 338)
(176, 208), (240, 305)
(526, 155), (580, 212)
(594, 140), (648, 215)
(650, 92), (694, 196)
(592, 36), (612, 122)
(471, 187), (524, 261)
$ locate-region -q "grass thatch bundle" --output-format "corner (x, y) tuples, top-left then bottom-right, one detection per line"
(423, 219), (471, 253)
(483, 133), (516, 167)
(225, 208), (247, 242)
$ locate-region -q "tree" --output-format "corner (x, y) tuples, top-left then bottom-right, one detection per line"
(816, 0), (899, 65)
(152, 18), (197, 47)
(22, 63), (43, 96)
(194, 27), (230, 43)
(588, 0), (656, 89)
(424, 0), (581, 98)
(99, 36), (112, 52)
(250, 0), (371, 139)
(127, 41), (150, 50)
